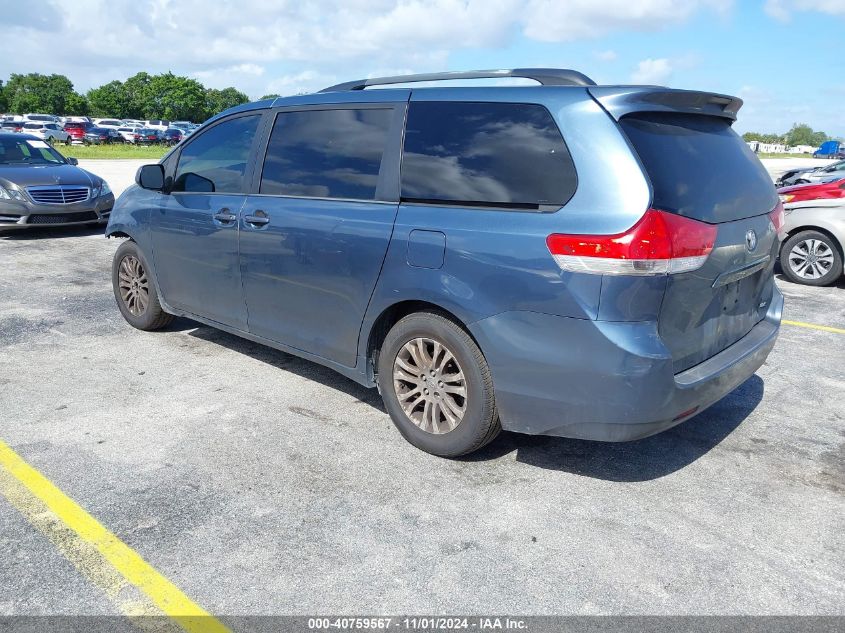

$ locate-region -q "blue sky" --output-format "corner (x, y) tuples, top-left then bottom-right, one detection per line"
(444, 1), (844, 136)
(2, 1), (843, 136)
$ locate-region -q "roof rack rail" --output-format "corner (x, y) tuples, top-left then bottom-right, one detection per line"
(320, 68), (596, 92)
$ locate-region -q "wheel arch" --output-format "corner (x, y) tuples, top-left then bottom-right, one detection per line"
(365, 300), (483, 379)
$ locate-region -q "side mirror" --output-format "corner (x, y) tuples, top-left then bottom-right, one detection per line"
(136, 164), (165, 191)
(66, 157), (78, 166)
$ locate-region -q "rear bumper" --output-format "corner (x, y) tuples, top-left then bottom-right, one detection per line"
(469, 287), (783, 442)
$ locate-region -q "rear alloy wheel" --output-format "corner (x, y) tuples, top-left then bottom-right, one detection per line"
(378, 312), (500, 457)
(112, 240), (174, 330)
(781, 230), (843, 286)
(393, 337), (468, 434)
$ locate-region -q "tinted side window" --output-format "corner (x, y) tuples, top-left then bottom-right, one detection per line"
(401, 102), (577, 208)
(260, 108), (392, 200)
(173, 114), (260, 193)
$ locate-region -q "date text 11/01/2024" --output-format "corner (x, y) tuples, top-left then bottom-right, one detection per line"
(307, 617), (528, 630)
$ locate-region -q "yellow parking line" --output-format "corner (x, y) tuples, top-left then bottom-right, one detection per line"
(782, 319), (845, 335)
(0, 439), (230, 633)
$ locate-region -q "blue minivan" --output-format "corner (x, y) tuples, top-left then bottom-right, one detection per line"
(107, 69), (784, 456)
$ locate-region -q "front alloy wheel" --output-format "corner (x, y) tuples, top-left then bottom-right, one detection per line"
(117, 254), (149, 316)
(111, 240), (174, 331)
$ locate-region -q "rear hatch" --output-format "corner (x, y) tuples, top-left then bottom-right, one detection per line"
(595, 92), (779, 373)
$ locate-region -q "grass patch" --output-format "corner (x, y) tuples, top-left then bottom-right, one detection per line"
(756, 153), (818, 159)
(55, 143), (170, 160)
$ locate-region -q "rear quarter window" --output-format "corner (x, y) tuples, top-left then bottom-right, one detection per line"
(401, 101), (577, 210)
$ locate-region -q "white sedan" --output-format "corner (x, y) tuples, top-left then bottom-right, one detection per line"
(116, 127), (142, 143)
(21, 122), (71, 144)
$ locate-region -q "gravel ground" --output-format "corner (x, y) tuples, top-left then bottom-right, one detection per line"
(0, 160), (843, 620)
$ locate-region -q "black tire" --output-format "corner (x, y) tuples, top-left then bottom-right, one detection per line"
(377, 312), (501, 457)
(780, 230), (843, 286)
(112, 240), (174, 330)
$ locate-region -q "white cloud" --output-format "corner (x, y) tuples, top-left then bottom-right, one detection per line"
(765, 0), (845, 22)
(630, 58), (673, 84)
(192, 63), (265, 90)
(0, 0), (735, 97)
(264, 71), (337, 96)
(763, 0), (791, 21)
(629, 53), (701, 85)
(595, 50), (618, 62)
(521, 0), (731, 41)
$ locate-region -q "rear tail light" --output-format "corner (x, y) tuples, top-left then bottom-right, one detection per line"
(768, 201), (785, 239)
(546, 209), (717, 276)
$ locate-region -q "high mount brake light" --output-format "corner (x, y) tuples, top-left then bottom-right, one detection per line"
(546, 209), (717, 276)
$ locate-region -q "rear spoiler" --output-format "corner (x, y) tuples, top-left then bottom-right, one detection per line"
(588, 86), (742, 122)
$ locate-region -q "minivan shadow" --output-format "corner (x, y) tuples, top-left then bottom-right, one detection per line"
(463, 374), (764, 481)
(181, 320), (385, 410)
(179, 319), (763, 481)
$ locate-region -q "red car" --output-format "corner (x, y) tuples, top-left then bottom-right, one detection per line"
(778, 178), (845, 204)
(63, 122), (93, 143)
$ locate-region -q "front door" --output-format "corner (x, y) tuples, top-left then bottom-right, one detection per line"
(150, 112), (264, 330)
(239, 103), (405, 367)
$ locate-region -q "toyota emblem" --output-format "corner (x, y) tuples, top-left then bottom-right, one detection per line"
(745, 229), (757, 252)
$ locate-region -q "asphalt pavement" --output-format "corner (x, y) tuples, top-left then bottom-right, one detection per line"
(0, 160), (843, 621)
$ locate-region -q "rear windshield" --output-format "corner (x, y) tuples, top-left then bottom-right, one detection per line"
(620, 113), (777, 223)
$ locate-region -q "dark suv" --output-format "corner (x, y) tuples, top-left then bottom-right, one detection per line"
(106, 69), (784, 457)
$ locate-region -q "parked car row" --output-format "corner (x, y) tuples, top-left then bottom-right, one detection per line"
(0, 115), (201, 146)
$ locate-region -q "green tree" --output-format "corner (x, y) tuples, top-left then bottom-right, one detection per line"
(810, 130), (828, 147)
(259, 93), (281, 100)
(4, 73), (82, 114)
(146, 73), (207, 121)
(0, 80), (7, 112)
(87, 80), (129, 117)
(205, 87), (250, 118)
(785, 123), (826, 147)
(122, 72), (153, 119)
(64, 92), (89, 116)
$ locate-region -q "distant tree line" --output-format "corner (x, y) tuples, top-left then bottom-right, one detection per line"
(0, 72), (252, 122)
(742, 123), (835, 148)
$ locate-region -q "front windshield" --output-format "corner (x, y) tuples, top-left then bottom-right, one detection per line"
(0, 137), (66, 165)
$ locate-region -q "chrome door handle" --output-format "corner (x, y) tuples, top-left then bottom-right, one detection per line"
(213, 208), (237, 224)
(244, 210), (270, 226)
